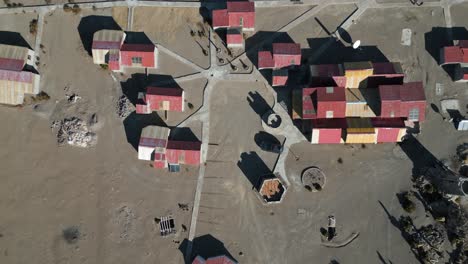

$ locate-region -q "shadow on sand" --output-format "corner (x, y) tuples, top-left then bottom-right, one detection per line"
(237, 151), (271, 189)
(123, 112), (167, 151)
(77, 15), (122, 56)
(179, 234), (237, 264)
(0, 31), (32, 49)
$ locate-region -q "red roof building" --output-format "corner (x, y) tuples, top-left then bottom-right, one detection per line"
(311, 118), (347, 144)
(440, 45), (468, 65)
(379, 82), (426, 121)
(166, 140), (201, 166)
(309, 64), (347, 87)
(192, 255), (237, 264)
(316, 87), (346, 119)
(258, 51), (274, 69)
(136, 87), (185, 114)
(212, 1), (255, 30)
(371, 118), (406, 143)
(226, 28), (243, 48)
(272, 43), (301, 69)
(302, 88), (317, 119)
(120, 44), (156, 68)
(91, 30), (158, 71)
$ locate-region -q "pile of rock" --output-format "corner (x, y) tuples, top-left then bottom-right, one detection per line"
(51, 117), (97, 147)
(116, 95), (134, 118)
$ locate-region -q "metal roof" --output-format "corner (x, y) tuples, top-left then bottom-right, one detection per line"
(273, 43), (301, 55)
(212, 9), (229, 28)
(120, 43), (155, 52)
(379, 84), (401, 101)
(257, 51), (274, 69)
(92, 30), (124, 50)
(227, 1), (255, 12)
(146, 87), (183, 97)
(166, 140), (201, 150)
(0, 44), (28, 71)
(140, 126), (170, 140)
(400, 82), (425, 101)
(372, 62), (403, 75)
(316, 86), (346, 102)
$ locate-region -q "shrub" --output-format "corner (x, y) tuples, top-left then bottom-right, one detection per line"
(337, 158), (343, 164)
(29, 19), (38, 35)
(63, 4), (72, 12)
(304, 185), (312, 192)
(401, 192), (416, 213)
(99, 64), (108, 70)
(187, 102), (194, 109)
(313, 183), (322, 191)
(423, 183), (434, 194)
(62, 226), (80, 244)
(35, 91), (50, 101)
(71, 4), (81, 14)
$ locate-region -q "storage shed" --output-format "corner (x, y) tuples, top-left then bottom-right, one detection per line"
(226, 27), (243, 48)
(166, 140), (201, 166)
(272, 43), (301, 69)
(138, 126), (170, 162)
(91, 30), (125, 65)
(136, 87), (185, 114)
(120, 43), (157, 69)
(316, 86), (346, 119)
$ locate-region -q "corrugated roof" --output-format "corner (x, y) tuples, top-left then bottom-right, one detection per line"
(227, 1), (255, 12)
(146, 87), (183, 97)
(257, 51), (274, 69)
(166, 140), (201, 151)
(0, 44), (28, 71)
(442, 46), (464, 63)
(212, 9), (229, 28)
(92, 30), (124, 50)
(140, 126), (170, 140)
(0, 69), (34, 83)
(400, 82), (425, 101)
(120, 43), (155, 52)
(273, 43), (301, 55)
(316, 86), (346, 102)
(379, 84), (401, 101)
(139, 137), (167, 148)
(309, 64), (344, 77)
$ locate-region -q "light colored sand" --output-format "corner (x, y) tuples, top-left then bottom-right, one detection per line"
(112, 6), (128, 30)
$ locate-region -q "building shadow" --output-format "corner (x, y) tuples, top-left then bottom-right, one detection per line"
(398, 134), (439, 176)
(169, 127), (200, 142)
(120, 74), (179, 105)
(0, 31), (32, 49)
(254, 131), (280, 148)
(247, 91), (272, 117)
(237, 151), (272, 189)
(77, 15), (122, 56)
(179, 234), (237, 264)
(200, 0), (227, 25)
(446, 109), (464, 129)
(245, 31), (294, 69)
(123, 31), (153, 45)
(123, 111), (167, 151)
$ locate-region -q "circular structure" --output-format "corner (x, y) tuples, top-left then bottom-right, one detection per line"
(261, 110), (284, 135)
(302, 167), (326, 192)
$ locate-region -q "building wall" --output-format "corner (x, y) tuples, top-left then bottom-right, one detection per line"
(400, 101), (426, 121)
(345, 132), (376, 144)
(138, 145), (154, 161)
(120, 50), (155, 68)
(228, 12), (255, 29)
(0, 79), (34, 105)
(317, 101), (346, 118)
(166, 149), (201, 165)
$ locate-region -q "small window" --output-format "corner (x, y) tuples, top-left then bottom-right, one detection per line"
(390, 111), (395, 118)
(409, 108), (420, 121)
(326, 87), (334, 94)
(132, 57), (142, 64)
(326, 110), (334, 118)
(239, 17), (244, 26)
(168, 164), (180, 173)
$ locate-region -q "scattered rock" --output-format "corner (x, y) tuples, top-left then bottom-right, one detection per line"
(116, 95), (134, 118)
(65, 93), (81, 103)
(115, 206), (136, 241)
(51, 117), (97, 148)
(178, 203), (189, 211)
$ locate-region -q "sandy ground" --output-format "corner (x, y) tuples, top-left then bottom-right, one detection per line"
(288, 4), (357, 47)
(147, 49), (202, 78)
(111, 6), (127, 31)
(0, 0), (110, 8)
(255, 5), (315, 33)
(450, 2), (468, 27)
(132, 7), (210, 70)
(0, 12), (38, 49)
(0, 7), (201, 264)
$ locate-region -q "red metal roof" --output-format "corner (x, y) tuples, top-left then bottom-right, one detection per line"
(147, 87), (183, 97)
(0, 58), (25, 71)
(442, 46), (464, 63)
(227, 34), (243, 45)
(459, 40), (468, 48)
(0, 69), (34, 83)
(376, 127), (401, 143)
(258, 51), (274, 69)
(227, 1), (255, 12)
(92, 41), (122, 50)
(212, 9), (229, 28)
(317, 128), (343, 144)
(272, 74), (288, 86)
(379, 84), (401, 101)
(166, 141), (201, 165)
(316, 86), (346, 102)
(120, 43), (155, 52)
(302, 88), (317, 119)
(273, 43), (301, 55)
(167, 140), (201, 151)
(192, 255), (236, 264)
(400, 82), (425, 101)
